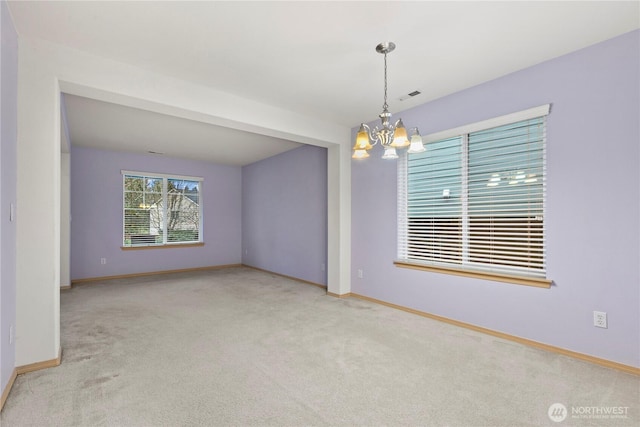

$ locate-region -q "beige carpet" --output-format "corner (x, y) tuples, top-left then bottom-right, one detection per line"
(1, 267), (638, 426)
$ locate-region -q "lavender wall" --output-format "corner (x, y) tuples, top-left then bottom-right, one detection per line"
(242, 145), (328, 285)
(70, 146), (242, 280)
(351, 30), (640, 367)
(0, 0), (18, 394)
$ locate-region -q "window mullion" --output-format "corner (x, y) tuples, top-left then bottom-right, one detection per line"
(461, 134), (469, 265)
(162, 177), (168, 245)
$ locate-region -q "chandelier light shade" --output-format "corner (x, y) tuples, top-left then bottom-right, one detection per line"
(353, 42), (425, 159)
(408, 128), (426, 154)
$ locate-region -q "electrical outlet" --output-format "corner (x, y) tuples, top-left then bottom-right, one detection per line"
(357, 269), (364, 279)
(593, 311), (608, 328)
(100, 258), (106, 265)
(9, 325), (14, 344)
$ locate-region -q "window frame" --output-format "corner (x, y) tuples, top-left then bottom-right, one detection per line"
(396, 105), (552, 288)
(121, 170), (204, 249)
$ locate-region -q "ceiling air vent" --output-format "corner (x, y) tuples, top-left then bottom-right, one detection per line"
(398, 90), (422, 102)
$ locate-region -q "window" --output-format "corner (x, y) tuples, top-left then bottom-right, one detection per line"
(397, 105), (550, 284)
(122, 171), (203, 247)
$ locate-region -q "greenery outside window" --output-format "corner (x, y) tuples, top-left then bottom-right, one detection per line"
(122, 171), (203, 247)
(397, 105), (550, 284)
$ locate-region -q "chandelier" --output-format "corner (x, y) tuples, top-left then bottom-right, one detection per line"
(352, 42), (425, 160)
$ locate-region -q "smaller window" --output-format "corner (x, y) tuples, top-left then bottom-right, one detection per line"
(122, 171), (203, 247)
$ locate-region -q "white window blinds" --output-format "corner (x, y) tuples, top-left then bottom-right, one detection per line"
(398, 105), (548, 279)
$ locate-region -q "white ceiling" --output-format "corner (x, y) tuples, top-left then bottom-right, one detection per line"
(8, 1), (640, 166)
(61, 94), (303, 166)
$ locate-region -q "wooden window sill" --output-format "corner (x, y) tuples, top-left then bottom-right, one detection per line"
(121, 242), (204, 251)
(394, 260), (552, 288)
